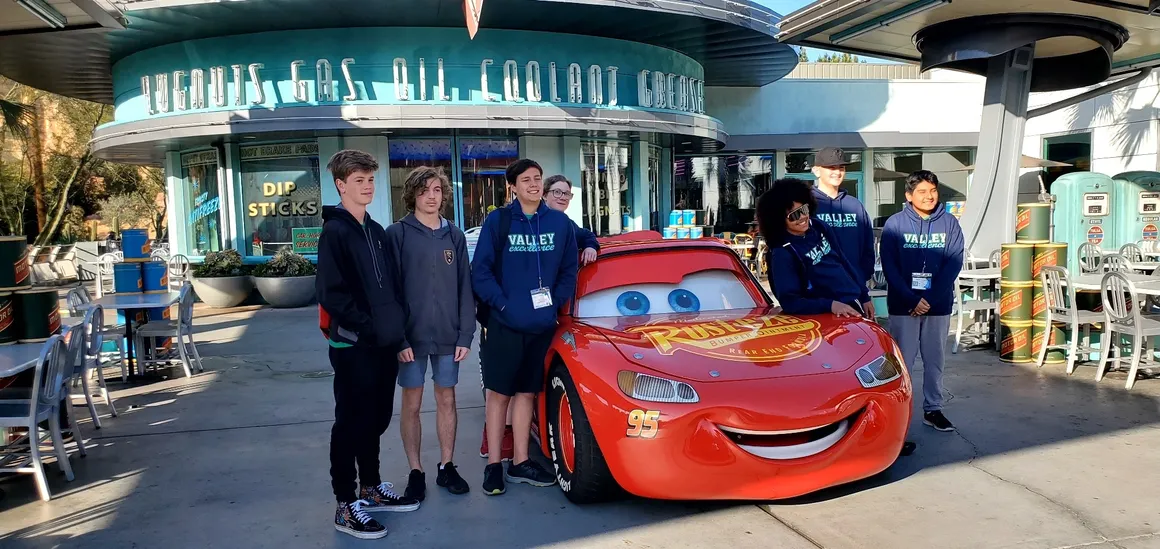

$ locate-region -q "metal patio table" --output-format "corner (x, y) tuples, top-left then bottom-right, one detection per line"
(82, 291), (182, 380)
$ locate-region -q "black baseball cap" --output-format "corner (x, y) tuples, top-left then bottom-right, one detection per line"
(813, 147), (849, 167)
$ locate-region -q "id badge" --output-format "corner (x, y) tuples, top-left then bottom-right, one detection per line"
(911, 272), (932, 290)
(531, 287), (553, 309)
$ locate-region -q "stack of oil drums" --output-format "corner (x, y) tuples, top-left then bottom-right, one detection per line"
(0, 235), (62, 345)
(112, 229), (173, 350)
(998, 203), (1068, 364)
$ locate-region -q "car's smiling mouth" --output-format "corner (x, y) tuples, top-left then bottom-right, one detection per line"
(716, 409), (861, 460)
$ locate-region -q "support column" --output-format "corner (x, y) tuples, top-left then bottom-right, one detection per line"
(630, 139), (648, 231)
(959, 46), (1035, 258)
(164, 151), (186, 258)
(318, 136), (344, 207)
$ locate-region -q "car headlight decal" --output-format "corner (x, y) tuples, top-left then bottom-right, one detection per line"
(855, 354), (902, 388)
(617, 370), (699, 403)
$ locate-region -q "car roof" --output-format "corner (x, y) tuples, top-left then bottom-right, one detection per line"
(595, 231), (734, 255)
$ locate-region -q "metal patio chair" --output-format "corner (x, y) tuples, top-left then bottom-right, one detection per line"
(135, 283), (202, 378)
(1096, 272), (1160, 390)
(69, 304), (117, 427)
(1104, 253), (1130, 273)
(1038, 266), (1103, 374)
(1078, 242), (1103, 274)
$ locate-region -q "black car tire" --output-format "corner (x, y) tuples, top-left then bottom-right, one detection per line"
(546, 361), (622, 504)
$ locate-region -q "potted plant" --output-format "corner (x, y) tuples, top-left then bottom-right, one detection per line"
(252, 248), (317, 308)
(190, 249), (254, 308)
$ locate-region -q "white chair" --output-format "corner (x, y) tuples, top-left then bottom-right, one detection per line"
(1038, 266), (1104, 374)
(69, 304), (117, 428)
(135, 283), (202, 378)
(1104, 253), (1130, 273)
(1078, 242), (1103, 274)
(167, 254), (191, 290)
(1120, 242), (1144, 263)
(1096, 272), (1160, 389)
(95, 253), (119, 297)
(66, 287), (128, 381)
(0, 335), (85, 501)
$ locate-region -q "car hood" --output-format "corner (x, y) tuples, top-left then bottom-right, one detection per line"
(578, 307), (880, 383)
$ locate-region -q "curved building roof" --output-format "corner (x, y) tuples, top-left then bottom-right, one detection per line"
(0, 0), (799, 104)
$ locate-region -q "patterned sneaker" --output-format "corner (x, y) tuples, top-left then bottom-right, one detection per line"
(334, 500), (388, 539)
(404, 469), (426, 502)
(482, 462), (506, 495)
(504, 459), (556, 487)
(923, 410), (956, 432)
(436, 462), (470, 495)
(358, 481), (420, 512)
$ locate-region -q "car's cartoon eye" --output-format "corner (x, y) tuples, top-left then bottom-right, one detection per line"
(617, 291), (651, 316)
(667, 289), (701, 313)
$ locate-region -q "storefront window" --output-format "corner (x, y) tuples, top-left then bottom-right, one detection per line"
(461, 139), (518, 229)
(648, 146), (662, 231)
(871, 149), (972, 226)
(239, 142), (323, 256)
(581, 141), (632, 235)
(672, 155), (772, 234)
(181, 150), (223, 256)
(1043, 132), (1091, 189)
(389, 139), (454, 222)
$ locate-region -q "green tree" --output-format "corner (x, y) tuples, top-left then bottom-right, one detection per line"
(798, 47), (809, 62)
(34, 97), (108, 246)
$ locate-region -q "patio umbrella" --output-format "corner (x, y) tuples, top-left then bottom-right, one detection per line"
(873, 167), (909, 180)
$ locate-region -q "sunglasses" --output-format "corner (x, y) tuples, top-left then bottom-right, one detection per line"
(787, 204), (810, 222)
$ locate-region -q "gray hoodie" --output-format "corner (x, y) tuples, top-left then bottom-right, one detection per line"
(385, 213), (475, 356)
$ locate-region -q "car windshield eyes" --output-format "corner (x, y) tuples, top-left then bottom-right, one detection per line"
(617, 291), (651, 316)
(668, 289), (701, 313)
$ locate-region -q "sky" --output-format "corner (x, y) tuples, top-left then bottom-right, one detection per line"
(752, 0), (896, 63)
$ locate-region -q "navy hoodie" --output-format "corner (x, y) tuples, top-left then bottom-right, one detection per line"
(471, 201), (579, 334)
(879, 202), (964, 316)
(575, 221), (600, 252)
(769, 217), (870, 315)
(812, 187), (875, 285)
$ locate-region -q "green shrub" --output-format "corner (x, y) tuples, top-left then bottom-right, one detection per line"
(252, 248), (316, 277)
(192, 249), (246, 278)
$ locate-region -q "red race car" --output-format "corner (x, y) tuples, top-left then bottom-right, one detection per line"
(533, 231), (912, 503)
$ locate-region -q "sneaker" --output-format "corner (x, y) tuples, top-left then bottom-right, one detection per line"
(403, 469), (425, 502)
(479, 424), (515, 461)
(923, 410), (955, 432)
(482, 462), (505, 495)
(358, 481), (420, 512)
(436, 462), (470, 495)
(334, 500), (388, 540)
(899, 441), (917, 456)
(504, 459), (556, 487)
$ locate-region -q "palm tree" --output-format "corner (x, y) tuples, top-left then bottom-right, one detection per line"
(0, 98), (34, 138)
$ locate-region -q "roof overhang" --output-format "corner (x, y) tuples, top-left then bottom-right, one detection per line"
(0, 0), (798, 104)
(779, 0), (1160, 83)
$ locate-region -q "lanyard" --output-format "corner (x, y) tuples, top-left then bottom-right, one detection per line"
(532, 210), (544, 288)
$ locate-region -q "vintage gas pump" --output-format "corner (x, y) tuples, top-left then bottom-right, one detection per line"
(1112, 171), (1160, 248)
(1050, 172), (1117, 270)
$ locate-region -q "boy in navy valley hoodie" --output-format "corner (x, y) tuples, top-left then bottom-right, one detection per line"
(810, 147), (876, 286)
(879, 170), (964, 434)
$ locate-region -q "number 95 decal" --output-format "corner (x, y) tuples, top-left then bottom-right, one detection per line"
(626, 409), (660, 438)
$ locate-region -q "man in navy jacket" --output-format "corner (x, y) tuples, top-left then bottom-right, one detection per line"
(811, 147), (877, 286)
(879, 170), (964, 433)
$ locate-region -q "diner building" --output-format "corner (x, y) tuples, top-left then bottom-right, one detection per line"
(0, 0), (1000, 261)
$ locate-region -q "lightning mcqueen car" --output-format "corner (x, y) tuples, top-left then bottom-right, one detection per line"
(532, 231), (912, 503)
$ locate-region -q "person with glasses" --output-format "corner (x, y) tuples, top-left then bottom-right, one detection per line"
(544, 174), (600, 265)
(757, 177), (872, 318)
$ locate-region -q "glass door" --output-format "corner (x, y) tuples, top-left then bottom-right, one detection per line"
(459, 138), (518, 230)
(581, 140), (632, 236)
(388, 138), (455, 223)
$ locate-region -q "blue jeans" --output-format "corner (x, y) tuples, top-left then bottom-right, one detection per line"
(397, 354), (459, 388)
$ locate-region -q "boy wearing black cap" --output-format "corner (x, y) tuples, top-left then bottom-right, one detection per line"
(811, 147), (877, 310)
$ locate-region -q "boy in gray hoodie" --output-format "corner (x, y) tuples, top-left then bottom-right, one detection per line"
(385, 166), (474, 500)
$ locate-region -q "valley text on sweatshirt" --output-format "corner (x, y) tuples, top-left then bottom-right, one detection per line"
(811, 187), (875, 284)
(879, 202), (964, 316)
(471, 201), (579, 334)
(769, 217), (870, 315)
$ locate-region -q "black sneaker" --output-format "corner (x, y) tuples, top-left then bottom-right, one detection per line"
(504, 459), (556, 487)
(404, 469), (426, 502)
(436, 462), (470, 495)
(899, 441), (917, 456)
(334, 500), (388, 540)
(923, 410), (955, 432)
(482, 462), (505, 495)
(358, 481), (420, 512)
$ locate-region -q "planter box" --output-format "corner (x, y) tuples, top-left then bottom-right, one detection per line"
(191, 275), (254, 308)
(254, 275), (316, 308)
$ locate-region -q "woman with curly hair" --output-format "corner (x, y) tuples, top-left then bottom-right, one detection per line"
(756, 177), (874, 318)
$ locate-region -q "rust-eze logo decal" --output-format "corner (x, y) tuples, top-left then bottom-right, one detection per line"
(0, 300), (12, 333)
(625, 316), (823, 362)
(1016, 209), (1031, 232)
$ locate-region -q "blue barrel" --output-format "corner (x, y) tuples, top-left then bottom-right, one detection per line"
(676, 227), (690, 239)
(113, 262), (143, 294)
(682, 210), (695, 225)
(662, 227), (676, 239)
(690, 227), (704, 239)
(117, 309), (146, 326)
(147, 306), (171, 321)
(121, 229), (151, 262)
(142, 262), (169, 293)
(669, 210), (682, 227)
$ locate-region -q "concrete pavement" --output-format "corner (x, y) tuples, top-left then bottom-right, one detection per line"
(0, 305), (1158, 548)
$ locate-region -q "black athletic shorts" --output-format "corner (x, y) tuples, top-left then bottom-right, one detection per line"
(481, 317), (554, 397)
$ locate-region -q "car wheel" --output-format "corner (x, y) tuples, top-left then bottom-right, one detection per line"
(546, 361), (621, 504)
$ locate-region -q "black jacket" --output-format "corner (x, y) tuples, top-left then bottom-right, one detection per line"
(316, 205), (405, 349)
